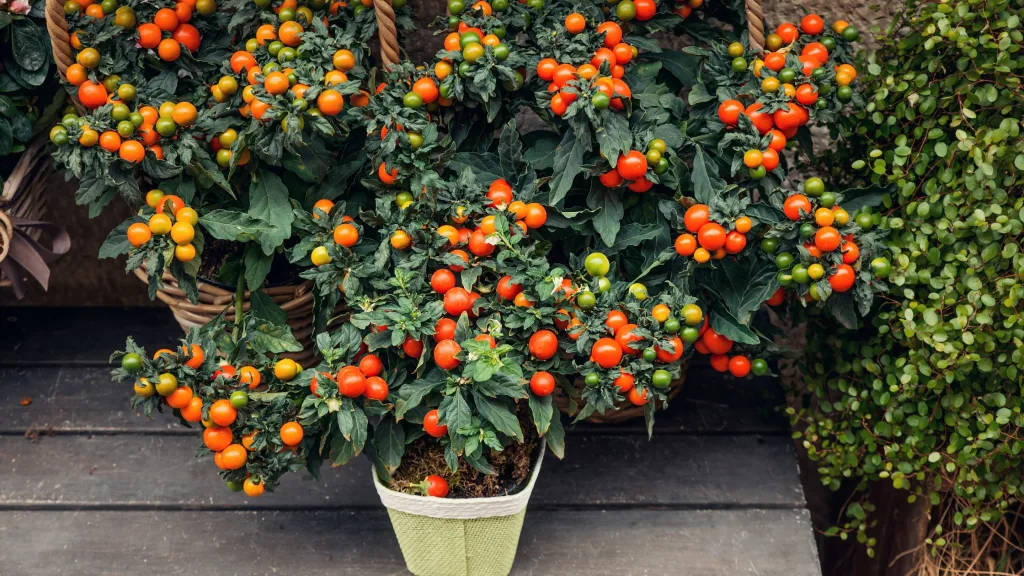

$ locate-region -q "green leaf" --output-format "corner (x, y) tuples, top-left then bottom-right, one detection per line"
(587, 182), (624, 247)
(690, 143), (724, 204)
(372, 417), (406, 470)
(704, 252), (779, 324)
(146, 71), (179, 101)
(246, 318), (302, 353)
(98, 218), (142, 259)
(645, 50), (699, 85)
(438, 387), (473, 433)
(545, 414), (565, 459)
(243, 244), (274, 292)
(200, 209), (281, 245)
(250, 290), (287, 325)
(840, 185), (888, 214)
(449, 152), (503, 184)
(248, 169), (294, 255)
(473, 393), (523, 440)
(548, 123), (591, 206)
(709, 308), (759, 345)
(528, 393), (553, 436)
(522, 131), (560, 171)
(0, 118), (13, 157)
(497, 119), (522, 182)
(11, 21), (47, 72)
(396, 374), (444, 419)
(594, 112), (630, 170)
(604, 223), (661, 255)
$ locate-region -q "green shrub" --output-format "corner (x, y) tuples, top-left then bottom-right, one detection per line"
(791, 0), (1024, 555)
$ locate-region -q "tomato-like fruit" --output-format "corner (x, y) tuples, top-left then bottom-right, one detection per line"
(425, 475), (449, 497)
(530, 371), (556, 396)
(434, 339), (462, 370)
(701, 327), (734, 355)
(528, 329), (558, 360)
(423, 409), (448, 437)
(591, 338), (623, 368)
(431, 269), (456, 294)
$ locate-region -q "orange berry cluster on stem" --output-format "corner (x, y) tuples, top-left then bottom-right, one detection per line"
(674, 204), (749, 263)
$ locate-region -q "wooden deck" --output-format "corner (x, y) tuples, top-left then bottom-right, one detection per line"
(0, 308), (821, 576)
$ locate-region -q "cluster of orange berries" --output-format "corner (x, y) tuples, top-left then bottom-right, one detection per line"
(740, 129), (786, 179)
(718, 14), (859, 143)
(386, 179), (547, 254)
(51, 97), (199, 164)
(128, 343), (296, 497)
(125, 190), (200, 262)
(224, 37), (361, 125)
(308, 199), (360, 267)
(777, 183), (860, 295)
(537, 20), (633, 116)
(673, 204), (750, 263)
(598, 139), (670, 193)
(585, 306), (686, 406)
(306, 354), (390, 401)
(136, 4), (209, 61)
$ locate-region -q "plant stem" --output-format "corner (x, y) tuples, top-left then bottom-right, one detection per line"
(233, 268), (245, 342)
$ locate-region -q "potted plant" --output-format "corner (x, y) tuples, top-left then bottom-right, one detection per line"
(75, 0), (893, 572)
(45, 0), (407, 358)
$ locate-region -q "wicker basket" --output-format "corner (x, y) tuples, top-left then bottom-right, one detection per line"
(0, 136), (70, 296)
(552, 360), (688, 424)
(133, 268), (320, 364)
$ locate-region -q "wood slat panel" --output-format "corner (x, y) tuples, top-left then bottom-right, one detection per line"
(0, 434), (804, 508)
(0, 308), (182, 365)
(0, 508), (821, 576)
(0, 366), (785, 435)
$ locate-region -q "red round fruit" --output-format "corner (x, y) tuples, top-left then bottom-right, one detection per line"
(337, 366), (368, 397)
(529, 371), (556, 396)
(616, 151), (648, 180)
(717, 99), (744, 125)
(431, 269), (456, 293)
(528, 329), (558, 360)
(701, 327), (734, 355)
(433, 318), (457, 342)
(828, 264), (856, 293)
(443, 287), (473, 316)
(591, 338), (623, 368)
(728, 355), (751, 377)
(364, 377), (389, 401)
(433, 339), (462, 370)
(423, 409), (448, 437)
(697, 223), (727, 251)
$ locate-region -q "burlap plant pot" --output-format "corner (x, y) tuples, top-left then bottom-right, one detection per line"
(372, 444), (546, 576)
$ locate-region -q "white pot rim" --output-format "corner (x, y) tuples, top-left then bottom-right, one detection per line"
(373, 440), (546, 520)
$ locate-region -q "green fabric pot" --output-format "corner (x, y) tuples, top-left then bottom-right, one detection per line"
(373, 444), (546, 576)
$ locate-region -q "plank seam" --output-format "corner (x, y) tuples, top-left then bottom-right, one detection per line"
(0, 502), (811, 512)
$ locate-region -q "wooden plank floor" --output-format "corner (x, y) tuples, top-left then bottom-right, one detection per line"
(0, 308), (821, 576)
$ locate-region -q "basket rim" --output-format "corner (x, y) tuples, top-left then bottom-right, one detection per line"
(372, 441), (546, 520)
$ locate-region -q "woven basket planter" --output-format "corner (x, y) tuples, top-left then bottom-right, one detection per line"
(552, 359), (688, 424)
(133, 268), (318, 364)
(373, 444), (545, 576)
(0, 136), (71, 297)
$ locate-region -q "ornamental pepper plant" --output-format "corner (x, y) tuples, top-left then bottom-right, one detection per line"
(84, 0), (892, 497)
